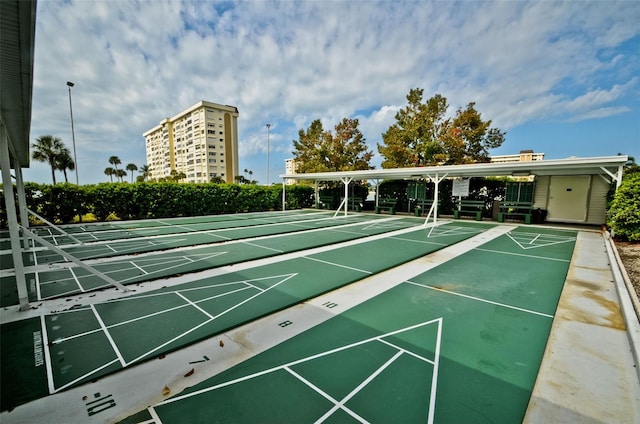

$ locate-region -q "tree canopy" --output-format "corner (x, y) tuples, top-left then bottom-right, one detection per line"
(292, 118), (373, 173)
(377, 88), (505, 167)
(31, 135), (75, 184)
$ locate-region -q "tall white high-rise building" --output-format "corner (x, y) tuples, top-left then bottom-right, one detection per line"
(144, 101), (239, 183)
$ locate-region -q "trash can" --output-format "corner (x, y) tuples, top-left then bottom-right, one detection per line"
(492, 200), (500, 221)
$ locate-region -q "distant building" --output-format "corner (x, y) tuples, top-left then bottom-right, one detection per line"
(144, 100), (239, 183)
(490, 150), (544, 164)
(285, 158), (299, 185)
(490, 150), (544, 181)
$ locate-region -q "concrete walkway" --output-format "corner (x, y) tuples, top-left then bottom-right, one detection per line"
(525, 230), (640, 423)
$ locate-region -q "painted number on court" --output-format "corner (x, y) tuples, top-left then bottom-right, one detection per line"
(323, 301), (338, 309)
(85, 392), (116, 416)
(278, 320), (293, 328)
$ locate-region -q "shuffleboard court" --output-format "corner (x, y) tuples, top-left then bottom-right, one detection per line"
(1, 211), (368, 267)
(0, 210), (331, 251)
(134, 227), (576, 423)
(0, 221), (488, 411)
(2, 215), (425, 305)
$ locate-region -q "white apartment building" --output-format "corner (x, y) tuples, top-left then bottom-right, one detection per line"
(490, 149), (544, 164)
(144, 101), (239, 183)
(284, 158), (299, 185)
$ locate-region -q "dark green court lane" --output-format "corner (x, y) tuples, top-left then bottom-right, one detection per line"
(0, 211), (362, 268)
(146, 229), (574, 424)
(0, 223), (488, 411)
(1, 215), (412, 306)
(0, 210), (330, 250)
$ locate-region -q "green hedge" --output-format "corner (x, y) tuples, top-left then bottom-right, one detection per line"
(0, 182), (314, 228)
(607, 172), (640, 241)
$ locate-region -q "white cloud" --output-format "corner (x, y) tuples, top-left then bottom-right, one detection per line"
(569, 106), (632, 122)
(24, 0), (640, 184)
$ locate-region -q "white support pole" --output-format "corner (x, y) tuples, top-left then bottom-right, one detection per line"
(281, 180), (286, 211)
(424, 172), (448, 229)
(314, 181), (320, 208)
(374, 179), (380, 208)
(0, 125), (30, 310)
(343, 177), (352, 217)
(14, 166), (31, 249)
(21, 227), (130, 293)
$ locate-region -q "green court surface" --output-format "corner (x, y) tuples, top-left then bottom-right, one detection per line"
(0, 221), (487, 411)
(2, 215), (425, 306)
(138, 228), (576, 423)
(0, 210), (331, 249)
(1, 210), (369, 267)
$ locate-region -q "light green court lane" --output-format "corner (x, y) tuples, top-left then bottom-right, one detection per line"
(141, 228), (575, 424)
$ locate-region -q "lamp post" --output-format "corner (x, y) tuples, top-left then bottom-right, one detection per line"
(66, 81), (79, 185)
(266, 123), (271, 186)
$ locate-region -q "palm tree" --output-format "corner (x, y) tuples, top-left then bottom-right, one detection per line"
(126, 163), (138, 183)
(115, 169), (127, 182)
(56, 148), (75, 183)
(108, 156), (121, 172)
(32, 135), (66, 184)
(139, 164), (150, 182)
(104, 167), (115, 182)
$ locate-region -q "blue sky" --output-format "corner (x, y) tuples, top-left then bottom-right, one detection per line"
(25, 0), (639, 185)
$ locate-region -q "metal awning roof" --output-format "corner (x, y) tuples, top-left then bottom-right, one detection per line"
(280, 155), (628, 183)
(0, 0), (37, 168)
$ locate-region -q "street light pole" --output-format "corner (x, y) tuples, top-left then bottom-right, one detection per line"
(66, 81), (79, 185)
(266, 123), (271, 186)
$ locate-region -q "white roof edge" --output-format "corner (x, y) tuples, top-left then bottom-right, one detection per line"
(279, 155), (629, 181)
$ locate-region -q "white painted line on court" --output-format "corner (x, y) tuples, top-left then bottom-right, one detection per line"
(406, 280), (554, 318)
(317, 350), (404, 424)
(39, 315), (55, 395)
(428, 315), (443, 424)
(69, 268), (84, 293)
(303, 256), (372, 275)
(90, 304), (127, 367)
(241, 241), (284, 253)
(156, 318), (441, 409)
(147, 407), (163, 424)
(175, 292), (215, 320)
(130, 261), (148, 275)
(284, 366), (368, 424)
(475, 248), (571, 262)
(53, 359), (121, 393)
(125, 317), (214, 366)
(118, 252), (228, 284)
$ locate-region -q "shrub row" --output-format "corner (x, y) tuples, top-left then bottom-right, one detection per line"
(607, 171), (640, 241)
(0, 182), (315, 227)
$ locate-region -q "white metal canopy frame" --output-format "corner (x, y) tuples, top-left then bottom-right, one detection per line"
(278, 155), (628, 224)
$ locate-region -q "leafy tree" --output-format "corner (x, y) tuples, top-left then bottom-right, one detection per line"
(126, 163), (138, 183)
(31, 135), (68, 184)
(55, 147), (75, 183)
(443, 102), (505, 164)
(115, 169), (127, 182)
(104, 167), (115, 182)
(377, 88), (505, 167)
(168, 169), (186, 183)
(139, 164), (150, 182)
(108, 156), (121, 172)
(292, 118), (373, 173)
